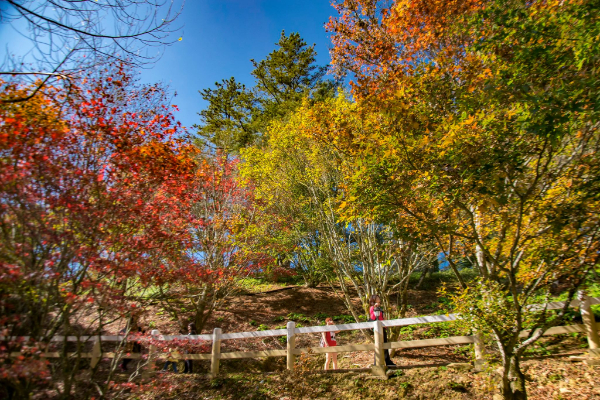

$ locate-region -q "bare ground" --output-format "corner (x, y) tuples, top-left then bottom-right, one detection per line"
(86, 285), (600, 400)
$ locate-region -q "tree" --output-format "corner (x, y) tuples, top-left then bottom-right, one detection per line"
(0, 66), (196, 398)
(196, 78), (258, 152)
(326, 1), (600, 399)
(290, 231), (332, 289)
(1, 0), (183, 103)
(241, 95), (438, 326)
(196, 31), (336, 153)
(153, 155), (274, 332)
(251, 31), (333, 128)
(240, 105), (339, 288)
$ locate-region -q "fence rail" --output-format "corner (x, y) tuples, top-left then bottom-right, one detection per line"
(3, 292), (599, 375)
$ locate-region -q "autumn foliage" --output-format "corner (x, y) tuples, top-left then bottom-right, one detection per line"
(154, 154), (276, 332)
(0, 67), (202, 396)
(323, 1), (600, 399)
(1, 1), (600, 399)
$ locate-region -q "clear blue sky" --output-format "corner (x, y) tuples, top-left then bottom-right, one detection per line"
(0, 0), (337, 130)
(143, 0), (336, 130)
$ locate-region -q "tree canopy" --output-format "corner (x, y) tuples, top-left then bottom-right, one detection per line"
(2, 1), (600, 399)
(196, 31), (336, 153)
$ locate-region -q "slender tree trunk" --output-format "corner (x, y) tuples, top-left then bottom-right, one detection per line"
(415, 268), (429, 289)
(475, 243), (489, 280)
(500, 353), (527, 400)
(388, 327), (401, 358)
(436, 235), (467, 289)
(447, 258), (467, 289)
(304, 277), (319, 288)
(390, 280), (411, 357)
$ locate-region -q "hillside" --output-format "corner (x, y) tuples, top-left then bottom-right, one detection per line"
(103, 282), (599, 400)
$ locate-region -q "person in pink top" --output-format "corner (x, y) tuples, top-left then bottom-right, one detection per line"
(320, 317), (339, 370)
(369, 294), (396, 366)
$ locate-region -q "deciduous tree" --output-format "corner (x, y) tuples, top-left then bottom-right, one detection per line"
(326, 1), (600, 398)
(0, 66), (196, 398)
(242, 95), (438, 327)
(154, 155), (274, 332)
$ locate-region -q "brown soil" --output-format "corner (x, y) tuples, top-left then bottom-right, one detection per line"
(64, 285), (598, 399)
(130, 286), (443, 336)
(146, 358), (600, 400)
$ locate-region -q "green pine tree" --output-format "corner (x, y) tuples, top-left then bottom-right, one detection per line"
(195, 31), (336, 153)
(196, 77), (257, 152)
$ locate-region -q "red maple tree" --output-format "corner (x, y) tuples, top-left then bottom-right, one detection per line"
(0, 65), (197, 397)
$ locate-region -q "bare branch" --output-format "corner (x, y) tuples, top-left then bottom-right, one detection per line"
(1, 0), (184, 100)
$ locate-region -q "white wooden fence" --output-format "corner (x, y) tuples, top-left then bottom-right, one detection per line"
(4, 292), (600, 375)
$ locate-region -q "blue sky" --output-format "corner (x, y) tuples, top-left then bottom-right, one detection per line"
(143, 0), (336, 130)
(0, 1), (337, 130)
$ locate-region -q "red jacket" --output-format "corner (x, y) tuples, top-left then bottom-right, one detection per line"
(324, 331), (337, 346)
(369, 306), (384, 321)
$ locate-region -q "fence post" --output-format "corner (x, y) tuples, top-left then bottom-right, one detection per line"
(372, 319), (387, 376)
(473, 331), (486, 372)
(286, 321), (296, 371)
(91, 338), (101, 369)
(210, 328), (222, 377)
(40, 340), (50, 363)
(579, 291), (600, 365)
(143, 330), (159, 378)
(148, 342), (157, 364)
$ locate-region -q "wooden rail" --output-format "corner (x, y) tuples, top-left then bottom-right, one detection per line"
(3, 293), (599, 375)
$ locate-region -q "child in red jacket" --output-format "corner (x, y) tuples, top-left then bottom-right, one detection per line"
(320, 318), (339, 370)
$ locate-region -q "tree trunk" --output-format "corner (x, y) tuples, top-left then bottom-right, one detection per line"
(475, 243), (489, 280)
(304, 277), (319, 288)
(415, 268), (428, 289)
(399, 280), (410, 317)
(388, 328), (401, 357)
(500, 354), (527, 400)
(390, 282), (410, 357)
(194, 297), (210, 333)
(332, 275), (372, 342)
(195, 304), (216, 334)
(436, 235), (467, 289)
